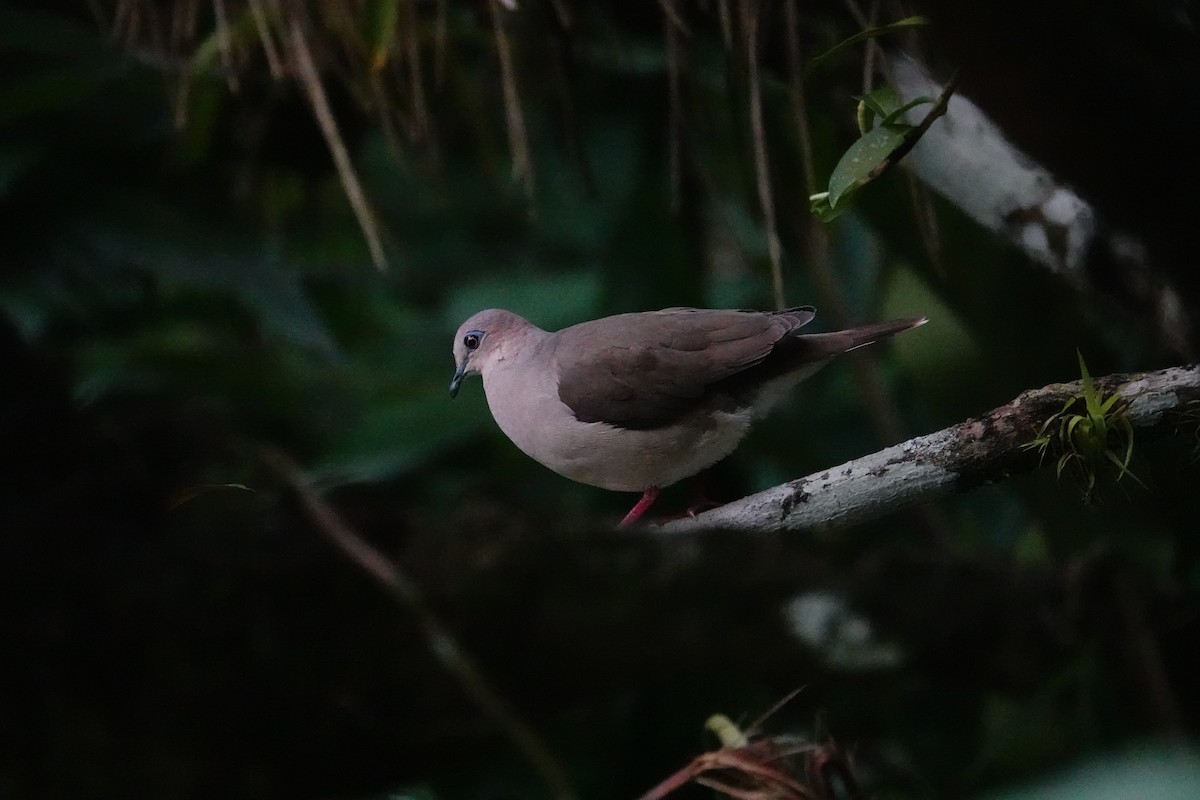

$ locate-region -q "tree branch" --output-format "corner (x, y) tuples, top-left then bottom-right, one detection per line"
(261, 448), (577, 800)
(662, 364), (1200, 534)
(889, 55), (1193, 355)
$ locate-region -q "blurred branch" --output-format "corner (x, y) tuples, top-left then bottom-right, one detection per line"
(289, 15), (390, 271)
(658, 0), (690, 36)
(783, 0), (954, 554)
(663, 364), (1200, 534)
(665, 4), (685, 214)
(262, 448), (577, 800)
(490, 0), (535, 202)
(888, 55), (1193, 355)
(247, 0), (283, 78)
(212, 0), (238, 91)
(741, 0), (786, 310)
(400, 0), (431, 143)
(783, 2), (911, 448)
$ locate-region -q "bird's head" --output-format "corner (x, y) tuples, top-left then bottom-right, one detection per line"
(449, 308), (530, 398)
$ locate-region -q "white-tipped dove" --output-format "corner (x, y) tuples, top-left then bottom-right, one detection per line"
(449, 306), (926, 526)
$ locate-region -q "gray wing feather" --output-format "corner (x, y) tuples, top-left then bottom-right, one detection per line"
(556, 307), (815, 429)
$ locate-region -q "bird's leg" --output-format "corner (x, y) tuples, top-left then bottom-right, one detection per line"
(618, 486), (661, 528)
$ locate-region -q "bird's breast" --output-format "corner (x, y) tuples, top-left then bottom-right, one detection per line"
(482, 361), (753, 492)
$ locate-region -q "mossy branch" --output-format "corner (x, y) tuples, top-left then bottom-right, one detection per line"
(662, 364), (1200, 534)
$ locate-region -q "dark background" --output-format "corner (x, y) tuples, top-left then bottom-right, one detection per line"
(2, 1), (1199, 798)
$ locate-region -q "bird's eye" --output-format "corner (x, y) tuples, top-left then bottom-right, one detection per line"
(463, 332), (482, 350)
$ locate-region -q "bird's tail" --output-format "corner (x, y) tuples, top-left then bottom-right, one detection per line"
(839, 316), (928, 351)
(784, 316), (927, 362)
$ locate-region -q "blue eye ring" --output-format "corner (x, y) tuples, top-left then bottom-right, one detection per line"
(463, 330), (484, 350)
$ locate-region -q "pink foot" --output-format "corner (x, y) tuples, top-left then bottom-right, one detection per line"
(618, 486), (661, 528)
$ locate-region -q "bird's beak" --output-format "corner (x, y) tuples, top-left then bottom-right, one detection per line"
(449, 358), (468, 398)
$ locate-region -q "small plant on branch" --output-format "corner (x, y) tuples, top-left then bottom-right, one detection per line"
(1023, 350), (1144, 499)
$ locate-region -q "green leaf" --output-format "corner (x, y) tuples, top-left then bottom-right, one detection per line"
(1077, 349), (1104, 419)
(1070, 412), (1089, 443)
(856, 88), (899, 119)
(1055, 453), (1072, 480)
(827, 124), (908, 207)
(851, 87), (934, 132)
(1118, 419), (1135, 466)
(882, 96), (936, 126)
(805, 16), (930, 76)
(813, 77), (957, 220)
(853, 88), (901, 132)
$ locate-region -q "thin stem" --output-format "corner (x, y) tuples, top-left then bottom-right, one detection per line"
(490, 0), (535, 202)
(742, 0), (786, 310)
(264, 448), (577, 800)
(212, 0), (239, 91)
(665, 5), (684, 214)
(783, 0), (904, 443)
(289, 15), (390, 271)
(247, 0), (283, 79)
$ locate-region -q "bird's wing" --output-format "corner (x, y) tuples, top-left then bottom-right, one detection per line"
(555, 307), (815, 430)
